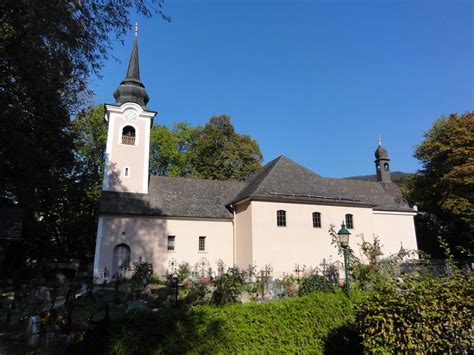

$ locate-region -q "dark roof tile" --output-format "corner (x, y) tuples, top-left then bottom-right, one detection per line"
(100, 156), (414, 218)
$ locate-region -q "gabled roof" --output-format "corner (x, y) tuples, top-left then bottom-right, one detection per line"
(100, 156), (414, 219)
(229, 155), (412, 212)
(100, 176), (246, 219)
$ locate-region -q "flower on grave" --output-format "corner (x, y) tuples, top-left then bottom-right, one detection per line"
(199, 277), (211, 285)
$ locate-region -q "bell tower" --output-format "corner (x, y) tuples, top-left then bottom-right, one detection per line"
(102, 24), (157, 194)
(374, 137), (391, 182)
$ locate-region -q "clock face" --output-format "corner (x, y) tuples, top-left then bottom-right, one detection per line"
(124, 109), (138, 122)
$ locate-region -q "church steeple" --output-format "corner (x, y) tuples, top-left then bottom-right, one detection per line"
(113, 23), (150, 107)
(374, 137), (391, 182)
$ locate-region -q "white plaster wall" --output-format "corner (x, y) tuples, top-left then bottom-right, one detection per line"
(93, 215), (234, 282)
(234, 201), (253, 269)
(372, 211), (418, 257)
(250, 200), (375, 276)
(103, 103), (155, 194)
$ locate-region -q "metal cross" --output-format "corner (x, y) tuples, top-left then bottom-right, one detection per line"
(320, 259), (329, 274)
(294, 264), (304, 281)
(258, 265), (273, 299)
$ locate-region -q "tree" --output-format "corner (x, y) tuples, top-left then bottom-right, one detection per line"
(28, 105), (107, 261)
(410, 112), (473, 256)
(0, 0), (167, 266)
(189, 115), (263, 181)
(149, 115), (263, 181)
(149, 122), (198, 177)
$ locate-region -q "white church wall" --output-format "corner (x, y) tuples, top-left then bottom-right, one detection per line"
(103, 103), (155, 194)
(93, 215), (234, 282)
(161, 218), (234, 275)
(249, 200), (376, 276)
(372, 211), (418, 258)
(234, 201), (253, 270)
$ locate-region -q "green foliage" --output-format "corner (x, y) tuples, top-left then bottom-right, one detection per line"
(299, 274), (335, 295)
(129, 258), (153, 297)
(410, 112), (473, 256)
(109, 291), (358, 354)
(0, 0), (167, 266)
(211, 267), (245, 305)
(177, 262), (191, 282)
(357, 272), (473, 353)
(190, 115), (263, 181)
(149, 122), (198, 176)
(149, 115), (263, 181)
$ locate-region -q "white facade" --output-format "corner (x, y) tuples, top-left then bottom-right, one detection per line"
(94, 200), (417, 282)
(93, 35), (418, 283)
(102, 102), (156, 194)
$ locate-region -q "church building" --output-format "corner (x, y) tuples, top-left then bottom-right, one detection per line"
(93, 32), (418, 282)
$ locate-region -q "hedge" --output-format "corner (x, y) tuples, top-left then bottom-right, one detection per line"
(357, 273), (473, 353)
(109, 290), (361, 354)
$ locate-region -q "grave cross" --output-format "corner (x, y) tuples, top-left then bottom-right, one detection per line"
(200, 260), (207, 278)
(168, 259), (177, 275)
(258, 265), (273, 299)
(320, 259), (329, 275)
(294, 264), (304, 281)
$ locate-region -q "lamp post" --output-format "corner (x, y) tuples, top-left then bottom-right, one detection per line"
(337, 222), (351, 295)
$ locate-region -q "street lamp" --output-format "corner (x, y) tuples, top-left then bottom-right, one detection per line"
(337, 222), (351, 295)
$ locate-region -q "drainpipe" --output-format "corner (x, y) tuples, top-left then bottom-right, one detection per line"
(231, 204), (236, 267)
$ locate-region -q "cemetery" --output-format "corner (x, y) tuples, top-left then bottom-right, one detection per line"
(0, 227), (471, 353)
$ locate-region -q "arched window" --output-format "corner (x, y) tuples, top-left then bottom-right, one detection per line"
(345, 214), (354, 229)
(124, 167), (130, 177)
(384, 162), (389, 171)
(277, 210), (286, 227)
(122, 126), (136, 145)
(113, 243), (130, 275)
(312, 212), (322, 228)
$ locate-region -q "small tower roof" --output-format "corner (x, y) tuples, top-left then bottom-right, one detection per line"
(375, 137), (389, 159)
(113, 23), (150, 107)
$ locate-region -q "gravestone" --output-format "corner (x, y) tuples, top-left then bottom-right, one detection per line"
(24, 315), (41, 347)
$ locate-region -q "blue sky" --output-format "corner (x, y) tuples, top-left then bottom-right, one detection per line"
(89, 0), (473, 178)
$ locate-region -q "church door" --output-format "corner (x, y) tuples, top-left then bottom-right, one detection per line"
(113, 244), (130, 276)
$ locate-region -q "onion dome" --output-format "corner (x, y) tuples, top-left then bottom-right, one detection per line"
(375, 137), (388, 159)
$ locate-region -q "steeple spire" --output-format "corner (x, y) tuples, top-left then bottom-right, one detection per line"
(113, 23), (149, 107)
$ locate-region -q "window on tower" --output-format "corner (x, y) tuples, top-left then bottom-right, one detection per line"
(122, 126), (136, 145)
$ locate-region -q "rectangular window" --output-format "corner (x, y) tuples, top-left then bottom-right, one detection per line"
(345, 214), (354, 229)
(199, 236), (206, 251)
(167, 235), (175, 251)
(277, 210), (286, 227)
(313, 212), (322, 228)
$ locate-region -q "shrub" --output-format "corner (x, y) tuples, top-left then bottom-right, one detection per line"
(109, 290), (360, 354)
(211, 267), (244, 305)
(299, 274), (334, 296)
(357, 271), (473, 353)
